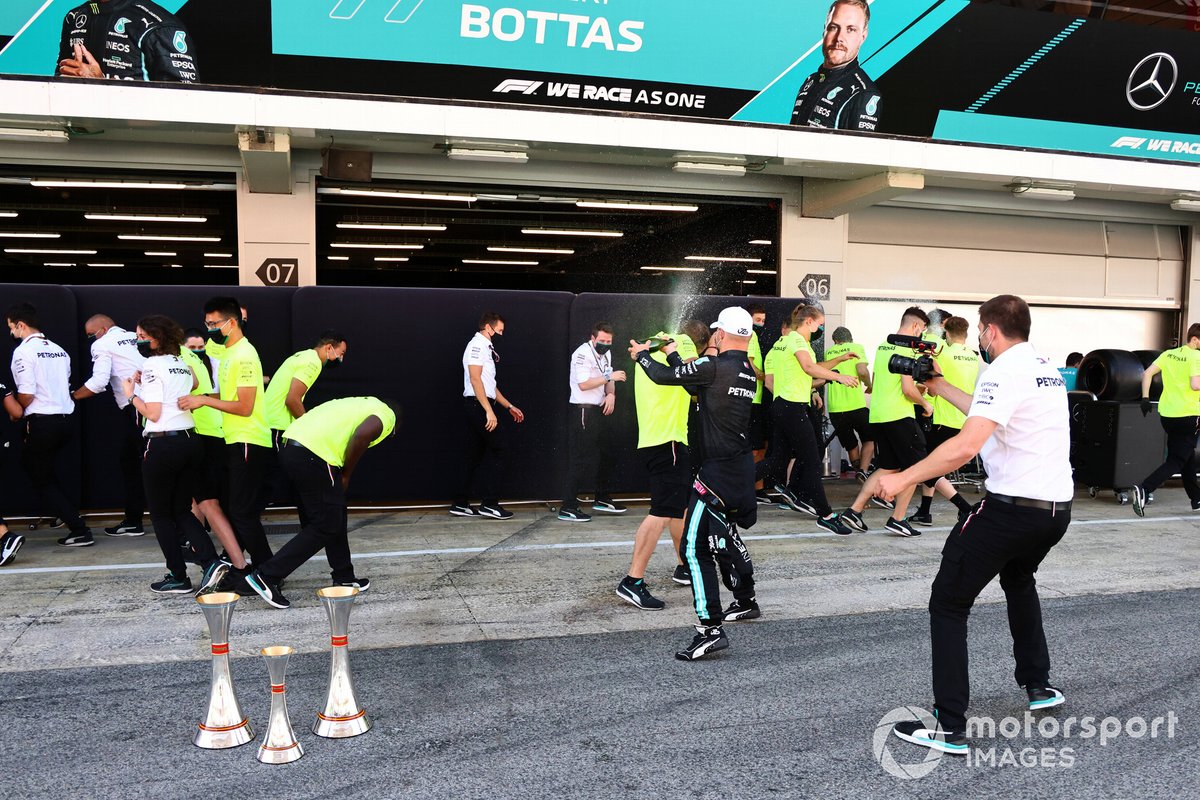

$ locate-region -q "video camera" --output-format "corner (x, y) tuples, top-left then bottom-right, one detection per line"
(885, 334), (942, 383)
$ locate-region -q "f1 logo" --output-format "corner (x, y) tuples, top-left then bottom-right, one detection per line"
(493, 80), (544, 95)
(1111, 136), (1146, 149)
(329, 0), (425, 23)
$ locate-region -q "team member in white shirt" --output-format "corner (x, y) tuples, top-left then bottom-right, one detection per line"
(559, 321), (627, 523)
(72, 314), (146, 537)
(451, 311), (525, 520)
(877, 295), (1073, 757)
(123, 315), (228, 596)
(5, 302), (92, 547)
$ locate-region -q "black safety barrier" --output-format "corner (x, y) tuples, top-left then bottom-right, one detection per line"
(0, 284), (812, 513)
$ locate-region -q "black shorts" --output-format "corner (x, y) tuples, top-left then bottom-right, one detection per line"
(643, 441), (691, 519)
(925, 423), (959, 452)
(873, 417), (927, 471)
(748, 403), (770, 450)
(193, 433), (228, 503)
(829, 408), (872, 450)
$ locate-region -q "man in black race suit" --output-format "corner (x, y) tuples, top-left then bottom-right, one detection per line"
(57, 0), (198, 83)
(790, 0), (882, 132)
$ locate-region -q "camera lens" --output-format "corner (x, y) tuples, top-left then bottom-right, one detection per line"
(888, 354), (916, 376)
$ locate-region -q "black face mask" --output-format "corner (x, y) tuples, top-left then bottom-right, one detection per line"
(594, 342), (612, 356)
(86, 333), (98, 344)
(324, 357), (342, 371)
(188, 348), (206, 355)
(753, 324), (765, 335)
(813, 325), (825, 340)
(136, 340), (154, 359)
(205, 325), (228, 346)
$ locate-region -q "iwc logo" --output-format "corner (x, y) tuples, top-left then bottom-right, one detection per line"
(1126, 52), (1177, 111)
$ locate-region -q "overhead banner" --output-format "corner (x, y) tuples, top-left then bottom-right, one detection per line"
(1, 0), (1198, 164)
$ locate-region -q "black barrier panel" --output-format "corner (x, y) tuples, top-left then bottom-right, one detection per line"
(0, 284), (82, 517)
(567, 294), (807, 496)
(291, 286), (573, 504)
(70, 286), (296, 510)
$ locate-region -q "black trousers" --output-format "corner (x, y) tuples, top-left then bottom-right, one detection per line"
(930, 496), (1071, 732)
(259, 444), (353, 584)
(21, 415), (86, 534)
(563, 403), (614, 508)
(117, 404), (145, 525)
(757, 399), (832, 515)
(143, 433), (216, 578)
(226, 442), (273, 565)
(1140, 415), (1200, 501)
(681, 452), (758, 625)
(455, 398), (505, 507)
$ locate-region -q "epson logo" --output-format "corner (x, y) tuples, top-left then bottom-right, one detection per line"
(493, 79), (543, 95)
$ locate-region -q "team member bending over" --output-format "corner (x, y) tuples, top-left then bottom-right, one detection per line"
(246, 397), (397, 609)
(631, 307), (760, 661)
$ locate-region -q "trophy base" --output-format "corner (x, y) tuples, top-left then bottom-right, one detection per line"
(195, 718), (255, 749)
(257, 739), (305, 764)
(312, 708), (372, 738)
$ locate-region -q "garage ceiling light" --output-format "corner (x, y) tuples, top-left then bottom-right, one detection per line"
(327, 255), (350, 261)
(488, 246), (574, 255)
(446, 148), (529, 164)
(118, 234), (221, 242)
(0, 127), (69, 143)
(1010, 185), (1075, 202)
(672, 161), (747, 176)
(331, 243), (425, 250)
(6, 247), (96, 254)
(88, 263), (124, 267)
(0, 232), (60, 238)
(463, 259), (539, 266)
(204, 264), (239, 269)
(576, 200), (698, 212)
(34, 180), (191, 189)
(374, 257), (411, 262)
(323, 188), (477, 202)
(747, 269), (779, 275)
(0, 211), (19, 218)
(522, 228), (623, 237)
(85, 213), (207, 223)
(44, 262), (75, 267)
(749, 239), (772, 245)
(204, 252), (233, 258)
(1169, 199), (1200, 213)
(337, 222), (448, 231)
(685, 255), (762, 263)
(144, 251), (176, 256)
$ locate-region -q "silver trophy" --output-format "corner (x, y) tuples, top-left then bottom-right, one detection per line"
(195, 592), (254, 749)
(257, 646), (304, 764)
(313, 586), (372, 738)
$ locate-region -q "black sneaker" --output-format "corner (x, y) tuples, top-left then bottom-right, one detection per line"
(48, 518), (66, 529)
(150, 573), (194, 594)
(1026, 684), (1066, 710)
(907, 512), (934, 527)
(869, 495), (896, 510)
(558, 508), (592, 523)
(616, 579), (665, 610)
(592, 499), (627, 514)
(448, 504), (480, 518)
(218, 565), (252, 594)
(1191, 499), (1200, 512)
(1131, 485), (1147, 518)
(0, 533), (26, 567)
(817, 514), (852, 536)
(104, 522), (145, 537)
(671, 565), (692, 586)
(675, 625), (729, 661)
(855, 470), (869, 483)
(892, 720), (969, 755)
(723, 599), (761, 622)
(755, 490), (773, 505)
(197, 559), (231, 595)
(478, 504), (514, 520)
(335, 577), (371, 593)
(841, 508), (868, 532)
(885, 518), (920, 537)
(245, 569), (291, 609)
(57, 531), (94, 547)
(776, 487), (817, 516)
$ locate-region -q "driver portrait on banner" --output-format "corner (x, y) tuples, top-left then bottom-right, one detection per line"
(56, 0), (198, 83)
(790, 0), (882, 131)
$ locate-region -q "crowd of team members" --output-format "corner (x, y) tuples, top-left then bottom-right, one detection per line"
(0, 297), (397, 613)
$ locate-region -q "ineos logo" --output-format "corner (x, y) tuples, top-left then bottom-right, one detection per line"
(1126, 52), (1178, 111)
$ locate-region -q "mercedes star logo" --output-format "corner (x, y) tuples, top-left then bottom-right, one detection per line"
(1126, 52), (1178, 111)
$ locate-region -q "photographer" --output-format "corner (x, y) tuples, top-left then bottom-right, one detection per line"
(1131, 323), (1200, 515)
(878, 295), (1073, 756)
(629, 308), (759, 661)
(839, 307), (933, 537)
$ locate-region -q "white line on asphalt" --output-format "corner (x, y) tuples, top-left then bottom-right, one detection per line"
(0, 514), (1189, 576)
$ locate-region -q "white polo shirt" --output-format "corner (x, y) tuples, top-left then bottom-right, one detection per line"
(83, 325), (146, 410)
(462, 332), (498, 400)
(968, 341), (1073, 502)
(11, 333), (74, 416)
(137, 355), (196, 433)
(569, 341), (610, 405)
